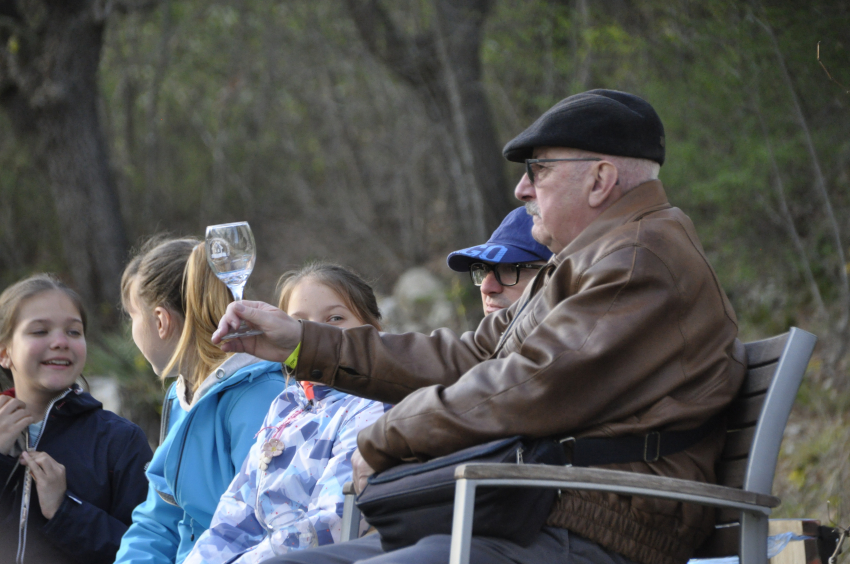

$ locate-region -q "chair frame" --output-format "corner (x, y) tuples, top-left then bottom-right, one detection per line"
(341, 328), (817, 564)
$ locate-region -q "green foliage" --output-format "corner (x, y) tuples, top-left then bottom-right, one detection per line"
(85, 326), (172, 444)
(0, 121), (65, 289)
(1, 0), (849, 524)
(484, 0), (850, 342)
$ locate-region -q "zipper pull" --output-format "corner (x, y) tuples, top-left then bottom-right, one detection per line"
(516, 446), (524, 464)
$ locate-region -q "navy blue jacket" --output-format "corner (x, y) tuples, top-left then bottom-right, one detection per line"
(0, 385), (152, 564)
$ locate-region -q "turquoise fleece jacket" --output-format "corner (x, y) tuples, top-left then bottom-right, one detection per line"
(114, 355), (289, 564)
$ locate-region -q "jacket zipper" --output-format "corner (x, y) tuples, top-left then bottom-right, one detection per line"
(154, 383), (180, 506)
(16, 388), (73, 564)
(171, 367), (253, 509)
(492, 264), (555, 357)
(159, 382), (175, 446)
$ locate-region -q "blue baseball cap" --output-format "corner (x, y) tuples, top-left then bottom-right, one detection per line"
(447, 207), (554, 272)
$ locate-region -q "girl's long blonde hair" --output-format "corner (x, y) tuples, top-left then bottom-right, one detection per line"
(163, 243), (232, 398)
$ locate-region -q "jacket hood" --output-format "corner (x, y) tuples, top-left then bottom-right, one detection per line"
(176, 353), (268, 410)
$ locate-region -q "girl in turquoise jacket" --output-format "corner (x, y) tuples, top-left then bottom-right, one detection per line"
(115, 238), (288, 564)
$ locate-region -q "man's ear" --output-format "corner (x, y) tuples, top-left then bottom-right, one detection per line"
(153, 307), (176, 340)
(587, 161), (620, 209)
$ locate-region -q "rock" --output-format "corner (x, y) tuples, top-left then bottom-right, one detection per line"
(380, 267), (455, 333)
(85, 375), (123, 416)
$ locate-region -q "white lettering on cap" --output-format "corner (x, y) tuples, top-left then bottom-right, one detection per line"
(479, 245), (508, 262)
(462, 245), (487, 258)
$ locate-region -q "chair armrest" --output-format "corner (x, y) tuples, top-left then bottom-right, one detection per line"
(454, 464), (779, 515)
(341, 481), (361, 542)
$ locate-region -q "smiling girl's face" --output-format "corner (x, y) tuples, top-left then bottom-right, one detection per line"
(0, 290), (86, 405)
(286, 278), (366, 329)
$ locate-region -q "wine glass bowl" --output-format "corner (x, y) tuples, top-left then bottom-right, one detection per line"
(206, 221), (262, 340)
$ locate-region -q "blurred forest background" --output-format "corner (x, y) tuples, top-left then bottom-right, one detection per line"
(1, 0), (849, 530)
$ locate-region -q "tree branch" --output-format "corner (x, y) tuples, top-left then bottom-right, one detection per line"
(754, 102), (827, 318)
(343, 0), (439, 90)
(755, 13), (849, 331)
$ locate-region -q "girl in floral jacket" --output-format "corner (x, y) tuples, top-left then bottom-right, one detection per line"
(185, 263), (388, 564)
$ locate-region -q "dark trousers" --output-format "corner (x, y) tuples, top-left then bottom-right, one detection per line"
(260, 527), (638, 564)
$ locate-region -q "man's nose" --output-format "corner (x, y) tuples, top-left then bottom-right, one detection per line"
(479, 271), (503, 295)
(514, 173), (535, 202)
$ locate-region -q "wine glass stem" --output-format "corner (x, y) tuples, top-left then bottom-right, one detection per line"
(230, 285), (245, 302)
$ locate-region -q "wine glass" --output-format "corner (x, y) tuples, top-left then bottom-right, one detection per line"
(205, 221), (263, 340)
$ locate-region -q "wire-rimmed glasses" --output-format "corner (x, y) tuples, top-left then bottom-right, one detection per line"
(525, 158), (602, 185)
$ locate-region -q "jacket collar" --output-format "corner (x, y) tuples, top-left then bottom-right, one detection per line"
(176, 353), (264, 411)
(1, 384), (100, 417)
(286, 381), (347, 409)
(553, 180), (671, 263)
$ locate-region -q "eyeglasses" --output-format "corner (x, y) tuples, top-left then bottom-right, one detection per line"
(525, 158), (602, 186)
(469, 262), (544, 287)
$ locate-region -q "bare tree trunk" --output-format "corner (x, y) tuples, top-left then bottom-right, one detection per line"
(573, 0), (591, 90)
(0, 0), (131, 326)
(755, 14), (850, 368)
(144, 0), (172, 214)
(755, 104), (827, 318)
(756, 17), (849, 323)
(433, 6), (487, 242)
(343, 0), (512, 244)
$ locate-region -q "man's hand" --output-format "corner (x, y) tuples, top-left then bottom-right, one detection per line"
(212, 300), (301, 362)
(21, 450), (67, 520)
(0, 396), (33, 455)
(351, 448), (376, 494)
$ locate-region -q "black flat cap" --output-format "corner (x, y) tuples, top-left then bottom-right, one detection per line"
(503, 89), (665, 165)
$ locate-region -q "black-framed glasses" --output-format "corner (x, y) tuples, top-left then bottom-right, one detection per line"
(469, 262), (544, 287)
(525, 158), (602, 185)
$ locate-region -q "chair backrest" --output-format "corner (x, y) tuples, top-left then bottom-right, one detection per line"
(695, 327), (817, 558)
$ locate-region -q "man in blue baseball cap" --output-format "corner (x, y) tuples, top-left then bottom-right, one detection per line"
(447, 207), (553, 316)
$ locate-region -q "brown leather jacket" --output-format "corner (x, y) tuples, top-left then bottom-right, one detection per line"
(294, 180), (746, 564)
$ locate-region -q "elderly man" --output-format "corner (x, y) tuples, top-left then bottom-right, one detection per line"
(214, 89), (745, 564)
(447, 207), (553, 316)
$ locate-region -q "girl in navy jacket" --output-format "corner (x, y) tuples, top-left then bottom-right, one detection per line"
(0, 274), (152, 564)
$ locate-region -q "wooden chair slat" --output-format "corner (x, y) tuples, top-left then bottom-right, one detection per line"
(694, 525), (739, 558)
(727, 395), (765, 428)
(716, 458), (746, 489)
(721, 427), (755, 460)
(740, 363), (777, 396)
(716, 507), (743, 524)
(456, 464), (779, 507)
(743, 333), (788, 367)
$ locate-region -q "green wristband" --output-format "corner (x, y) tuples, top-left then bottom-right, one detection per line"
(284, 342), (302, 371)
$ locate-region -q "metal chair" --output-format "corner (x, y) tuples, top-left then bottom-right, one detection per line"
(341, 328), (817, 564)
